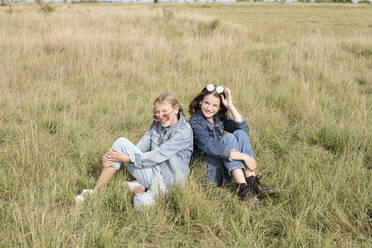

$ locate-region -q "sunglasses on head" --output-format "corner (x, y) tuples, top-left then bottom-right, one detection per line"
(153, 113), (170, 121)
(206, 84), (224, 94)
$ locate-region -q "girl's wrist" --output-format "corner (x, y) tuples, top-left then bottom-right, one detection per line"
(228, 149), (237, 161)
(125, 155), (131, 163)
(229, 105), (240, 115)
(226, 104), (234, 110)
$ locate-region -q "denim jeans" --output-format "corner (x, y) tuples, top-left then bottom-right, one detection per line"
(205, 130), (254, 186)
(111, 137), (167, 195)
(189, 109), (249, 161)
(112, 136), (195, 209)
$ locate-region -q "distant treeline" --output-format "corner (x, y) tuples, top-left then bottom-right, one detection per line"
(2, 0), (371, 3)
(249, 0), (370, 2)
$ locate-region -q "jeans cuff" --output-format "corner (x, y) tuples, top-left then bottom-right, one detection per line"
(129, 153), (142, 168)
(222, 146), (232, 160)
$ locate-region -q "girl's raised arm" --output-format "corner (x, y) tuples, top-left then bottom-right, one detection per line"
(221, 88), (243, 123)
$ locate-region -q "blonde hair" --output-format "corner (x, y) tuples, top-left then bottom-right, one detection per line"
(151, 93), (184, 128)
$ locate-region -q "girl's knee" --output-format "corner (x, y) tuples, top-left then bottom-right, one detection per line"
(113, 137), (130, 146)
(233, 129), (248, 138)
(222, 133), (237, 143)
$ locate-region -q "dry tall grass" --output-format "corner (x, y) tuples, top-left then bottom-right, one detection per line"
(0, 3), (371, 247)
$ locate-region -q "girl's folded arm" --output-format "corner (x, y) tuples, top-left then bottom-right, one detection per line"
(190, 119), (231, 160)
(223, 117), (249, 135)
(132, 128), (192, 167)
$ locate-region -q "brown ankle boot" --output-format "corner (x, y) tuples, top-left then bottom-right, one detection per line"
(238, 183), (251, 201)
(237, 183), (262, 209)
(247, 176), (275, 198)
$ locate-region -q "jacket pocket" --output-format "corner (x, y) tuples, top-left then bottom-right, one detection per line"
(150, 135), (161, 151)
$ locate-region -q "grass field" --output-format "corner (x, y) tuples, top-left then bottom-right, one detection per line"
(0, 2), (371, 247)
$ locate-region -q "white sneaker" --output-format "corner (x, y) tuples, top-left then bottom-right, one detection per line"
(126, 181), (146, 193)
(133, 191), (155, 211)
(75, 189), (94, 204)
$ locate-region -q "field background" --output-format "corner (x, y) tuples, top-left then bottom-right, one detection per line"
(0, 2), (371, 247)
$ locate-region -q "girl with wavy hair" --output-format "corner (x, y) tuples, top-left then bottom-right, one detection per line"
(189, 84), (274, 206)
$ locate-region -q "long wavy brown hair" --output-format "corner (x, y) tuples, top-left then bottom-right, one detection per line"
(188, 84), (228, 120)
(151, 93), (184, 128)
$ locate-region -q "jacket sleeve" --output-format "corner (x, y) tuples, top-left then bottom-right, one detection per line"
(130, 127), (193, 167)
(223, 117), (249, 135)
(135, 130), (151, 153)
(189, 118), (231, 160)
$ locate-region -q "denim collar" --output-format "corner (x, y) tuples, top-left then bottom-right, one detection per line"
(154, 114), (187, 134)
(195, 109), (223, 129)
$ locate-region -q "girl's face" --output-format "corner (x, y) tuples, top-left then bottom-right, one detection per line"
(199, 93), (220, 121)
(153, 102), (179, 128)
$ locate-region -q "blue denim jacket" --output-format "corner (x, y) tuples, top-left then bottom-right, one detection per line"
(189, 109), (249, 160)
(130, 114), (193, 187)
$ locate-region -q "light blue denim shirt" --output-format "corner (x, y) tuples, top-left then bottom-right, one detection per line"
(129, 114), (193, 188)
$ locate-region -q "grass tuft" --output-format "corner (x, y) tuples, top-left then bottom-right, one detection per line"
(197, 19), (220, 36)
(308, 125), (350, 155)
(40, 4), (54, 13)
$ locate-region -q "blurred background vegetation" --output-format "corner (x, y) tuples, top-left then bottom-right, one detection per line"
(0, 3), (371, 247)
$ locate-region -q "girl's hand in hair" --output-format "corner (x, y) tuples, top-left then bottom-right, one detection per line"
(221, 87), (234, 110)
(221, 87), (243, 122)
(105, 149), (130, 163)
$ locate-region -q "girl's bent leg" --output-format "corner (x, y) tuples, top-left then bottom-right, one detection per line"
(233, 130), (274, 197)
(221, 134), (246, 184)
(94, 137), (145, 192)
(110, 137), (142, 170)
(111, 138), (160, 190)
(110, 137), (152, 189)
(233, 130), (256, 178)
(94, 167), (117, 191)
(233, 130), (254, 158)
(231, 168), (247, 184)
(75, 159), (117, 203)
